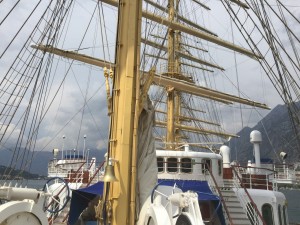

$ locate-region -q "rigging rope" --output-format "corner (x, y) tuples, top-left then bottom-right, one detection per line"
(0, 0), (75, 181)
(220, 0), (300, 159)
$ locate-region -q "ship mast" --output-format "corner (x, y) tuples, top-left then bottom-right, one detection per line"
(107, 1), (142, 225)
(166, 0), (176, 149)
(167, 0), (188, 150)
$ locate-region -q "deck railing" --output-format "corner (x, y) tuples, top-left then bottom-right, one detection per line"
(232, 165), (277, 191)
(273, 163), (296, 181)
(48, 160), (86, 179)
(85, 160), (105, 187)
(46, 182), (70, 225)
(231, 166), (266, 225)
(67, 161), (86, 187)
(205, 166), (234, 225)
(47, 161), (86, 225)
(60, 160), (105, 224)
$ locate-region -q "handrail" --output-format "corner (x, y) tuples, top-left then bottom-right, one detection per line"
(234, 161), (295, 167)
(207, 165), (234, 225)
(233, 164), (276, 174)
(52, 162), (87, 224)
(88, 158), (96, 170)
(61, 161), (105, 223)
(62, 206), (70, 223)
(231, 166), (266, 225)
(69, 161), (86, 182)
(232, 165), (276, 191)
(46, 182), (69, 225)
(85, 160), (105, 187)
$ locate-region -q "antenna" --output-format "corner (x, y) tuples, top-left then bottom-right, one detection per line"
(62, 135), (66, 159)
(83, 134), (87, 160)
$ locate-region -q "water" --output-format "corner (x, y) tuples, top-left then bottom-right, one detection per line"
(280, 189), (300, 224)
(1, 179), (47, 190)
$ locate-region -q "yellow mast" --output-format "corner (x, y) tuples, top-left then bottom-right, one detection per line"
(107, 1), (142, 225)
(166, 0), (176, 150)
(174, 30), (182, 144)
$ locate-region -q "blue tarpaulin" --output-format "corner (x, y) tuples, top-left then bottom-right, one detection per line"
(68, 180), (224, 225)
(68, 182), (104, 225)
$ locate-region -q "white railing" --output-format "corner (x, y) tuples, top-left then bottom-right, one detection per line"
(232, 167), (266, 225)
(232, 174), (259, 225)
(204, 168), (233, 225)
(233, 165), (276, 191)
(273, 163), (296, 182)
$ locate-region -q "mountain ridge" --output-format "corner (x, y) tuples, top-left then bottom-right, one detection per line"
(229, 102), (300, 163)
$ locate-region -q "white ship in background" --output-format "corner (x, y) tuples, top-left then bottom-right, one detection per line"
(0, 0), (300, 225)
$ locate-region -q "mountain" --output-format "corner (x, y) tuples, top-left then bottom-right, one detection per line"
(0, 148), (105, 176)
(229, 102), (300, 164)
(0, 165), (45, 179)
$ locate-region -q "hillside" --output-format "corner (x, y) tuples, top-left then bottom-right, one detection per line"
(229, 103), (300, 164)
(0, 165), (45, 179)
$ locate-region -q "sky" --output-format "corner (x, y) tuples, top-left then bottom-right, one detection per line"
(0, 0), (299, 159)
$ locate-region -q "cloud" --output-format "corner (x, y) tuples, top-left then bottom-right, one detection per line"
(1, 0), (299, 161)
(34, 77), (109, 152)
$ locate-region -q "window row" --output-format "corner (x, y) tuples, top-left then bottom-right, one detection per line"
(157, 157), (222, 175)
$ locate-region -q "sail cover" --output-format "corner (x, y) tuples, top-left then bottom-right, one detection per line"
(136, 97), (158, 213)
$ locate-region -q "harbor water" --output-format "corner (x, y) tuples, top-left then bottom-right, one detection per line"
(280, 189), (300, 224)
(1, 179), (47, 190)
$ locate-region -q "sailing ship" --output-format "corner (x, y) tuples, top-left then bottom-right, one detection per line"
(0, 0), (300, 225)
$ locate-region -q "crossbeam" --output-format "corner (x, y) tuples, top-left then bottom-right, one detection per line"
(32, 44), (270, 109)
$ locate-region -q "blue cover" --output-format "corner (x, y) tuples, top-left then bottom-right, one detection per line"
(68, 180), (224, 225)
(74, 181), (104, 195)
(68, 182), (104, 225)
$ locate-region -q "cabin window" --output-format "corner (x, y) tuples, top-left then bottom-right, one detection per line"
(262, 204), (274, 225)
(218, 160), (222, 175)
(167, 158), (178, 173)
(283, 205), (287, 225)
(202, 159), (211, 174)
(181, 158), (192, 173)
(157, 157), (164, 172)
(278, 205), (282, 225)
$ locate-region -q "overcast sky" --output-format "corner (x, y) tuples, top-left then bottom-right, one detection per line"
(0, 0), (299, 158)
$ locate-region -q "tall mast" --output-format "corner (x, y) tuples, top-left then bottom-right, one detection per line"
(174, 30), (182, 144)
(166, 0), (176, 150)
(107, 1), (142, 225)
(167, 0), (185, 149)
